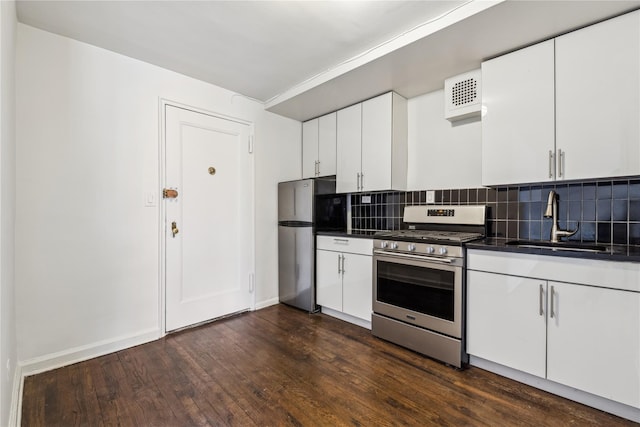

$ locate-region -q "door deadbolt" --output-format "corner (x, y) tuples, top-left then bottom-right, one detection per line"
(208, 167), (216, 175)
(163, 188), (179, 199)
(171, 221), (179, 238)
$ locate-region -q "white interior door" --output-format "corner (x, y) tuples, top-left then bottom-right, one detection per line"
(165, 105), (253, 332)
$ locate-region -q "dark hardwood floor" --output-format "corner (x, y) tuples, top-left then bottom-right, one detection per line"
(22, 304), (637, 426)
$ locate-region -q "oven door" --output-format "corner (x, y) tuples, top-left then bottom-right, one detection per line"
(373, 251), (463, 339)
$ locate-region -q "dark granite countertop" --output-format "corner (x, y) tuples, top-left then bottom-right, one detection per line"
(467, 238), (640, 263)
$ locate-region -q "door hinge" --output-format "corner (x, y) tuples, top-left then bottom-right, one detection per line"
(249, 273), (255, 293)
(248, 134), (254, 154)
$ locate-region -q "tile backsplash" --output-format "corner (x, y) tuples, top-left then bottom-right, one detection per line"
(350, 178), (640, 246)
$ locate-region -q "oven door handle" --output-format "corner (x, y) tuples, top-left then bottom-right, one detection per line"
(373, 250), (454, 264)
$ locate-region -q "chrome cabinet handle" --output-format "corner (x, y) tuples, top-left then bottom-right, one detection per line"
(539, 284), (544, 316)
(548, 150), (554, 179)
(557, 149), (564, 178)
(337, 254), (342, 274)
(361, 173), (364, 191)
(356, 172), (361, 191)
(550, 285), (555, 318)
(341, 254), (345, 274)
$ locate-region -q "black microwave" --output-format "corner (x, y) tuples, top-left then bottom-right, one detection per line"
(315, 194), (347, 232)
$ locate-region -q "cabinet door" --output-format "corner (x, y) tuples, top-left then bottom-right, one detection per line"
(547, 282), (640, 409)
(342, 253), (372, 321)
(317, 112), (337, 177)
(467, 271), (547, 378)
(336, 103), (362, 193)
(361, 93), (393, 192)
(302, 119), (319, 179)
(316, 250), (343, 312)
(556, 11), (640, 181)
(481, 40), (555, 186)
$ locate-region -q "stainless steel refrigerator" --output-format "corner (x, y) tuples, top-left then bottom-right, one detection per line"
(278, 178), (336, 312)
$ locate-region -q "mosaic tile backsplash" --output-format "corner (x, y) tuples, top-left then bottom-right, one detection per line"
(350, 178), (640, 246)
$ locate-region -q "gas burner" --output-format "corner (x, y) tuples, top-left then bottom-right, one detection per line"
(376, 229), (483, 243)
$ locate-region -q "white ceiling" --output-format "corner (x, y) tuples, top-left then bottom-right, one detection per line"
(16, 1), (468, 101)
(16, 0), (640, 121)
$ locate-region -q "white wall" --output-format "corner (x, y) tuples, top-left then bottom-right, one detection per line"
(16, 24), (301, 370)
(0, 1), (18, 425)
(407, 89), (482, 190)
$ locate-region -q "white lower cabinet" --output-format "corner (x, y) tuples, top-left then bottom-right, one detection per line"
(467, 271), (546, 378)
(316, 236), (372, 322)
(467, 250), (640, 410)
(546, 282), (640, 408)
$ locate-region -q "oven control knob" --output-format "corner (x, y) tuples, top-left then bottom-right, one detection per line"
(391, 242), (398, 249)
(381, 241), (389, 249)
(407, 244), (416, 252)
(426, 246), (435, 254)
(439, 247), (448, 255)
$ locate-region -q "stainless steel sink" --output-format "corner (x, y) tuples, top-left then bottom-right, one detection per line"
(505, 240), (611, 254)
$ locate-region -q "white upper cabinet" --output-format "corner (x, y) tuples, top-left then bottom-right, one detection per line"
(336, 103), (362, 192)
(482, 10), (640, 186)
(555, 11), (640, 181)
(336, 92), (407, 193)
(302, 119), (319, 179)
(302, 112), (337, 179)
(481, 40), (555, 186)
(318, 113), (337, 177)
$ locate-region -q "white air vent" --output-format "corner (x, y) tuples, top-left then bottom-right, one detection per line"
(444, 69), (481, 122)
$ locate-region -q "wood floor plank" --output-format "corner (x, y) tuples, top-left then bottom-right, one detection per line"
(21, 304), (638, 426)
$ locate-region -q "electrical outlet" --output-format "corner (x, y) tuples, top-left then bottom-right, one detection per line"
(426, 190), (435, 204)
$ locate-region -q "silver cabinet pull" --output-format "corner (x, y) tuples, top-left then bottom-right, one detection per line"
(539, 284), (544, 316)
(356, 172), (361, 191)
(337, 254), (342, 274)
(341, 254), (345, 275)
(550, 285), (555, 318)
(548, 150), (554, 179)
(557, 149), (565, 178)
(361, 173), (364, 191)
(316, 160), (320, 176)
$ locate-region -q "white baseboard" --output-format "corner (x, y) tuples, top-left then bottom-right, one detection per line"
(469, 356), (640, 423)
(8, 364), (23, 427)
(20, 328), (161, 377)
(254, 297), (280, 310)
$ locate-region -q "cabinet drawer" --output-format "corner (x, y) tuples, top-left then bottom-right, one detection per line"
(316, 236), (373, 255)
(468, 249), (640, 292)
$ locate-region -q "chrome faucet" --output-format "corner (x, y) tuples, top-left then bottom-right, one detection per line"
(544, 190), (578, 242)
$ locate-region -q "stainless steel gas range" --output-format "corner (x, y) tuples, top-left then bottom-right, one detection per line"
(371, 205), (487, 368)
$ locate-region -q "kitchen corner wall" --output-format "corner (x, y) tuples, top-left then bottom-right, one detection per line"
(16, 24), (300, 370)
(0, 1), (18, 426)
(351, 178), (640, 246)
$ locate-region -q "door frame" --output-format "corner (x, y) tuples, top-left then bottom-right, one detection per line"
(158, 98), (256, 336)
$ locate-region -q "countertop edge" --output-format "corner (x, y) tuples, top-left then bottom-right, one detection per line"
(467, 238), (640, 263)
